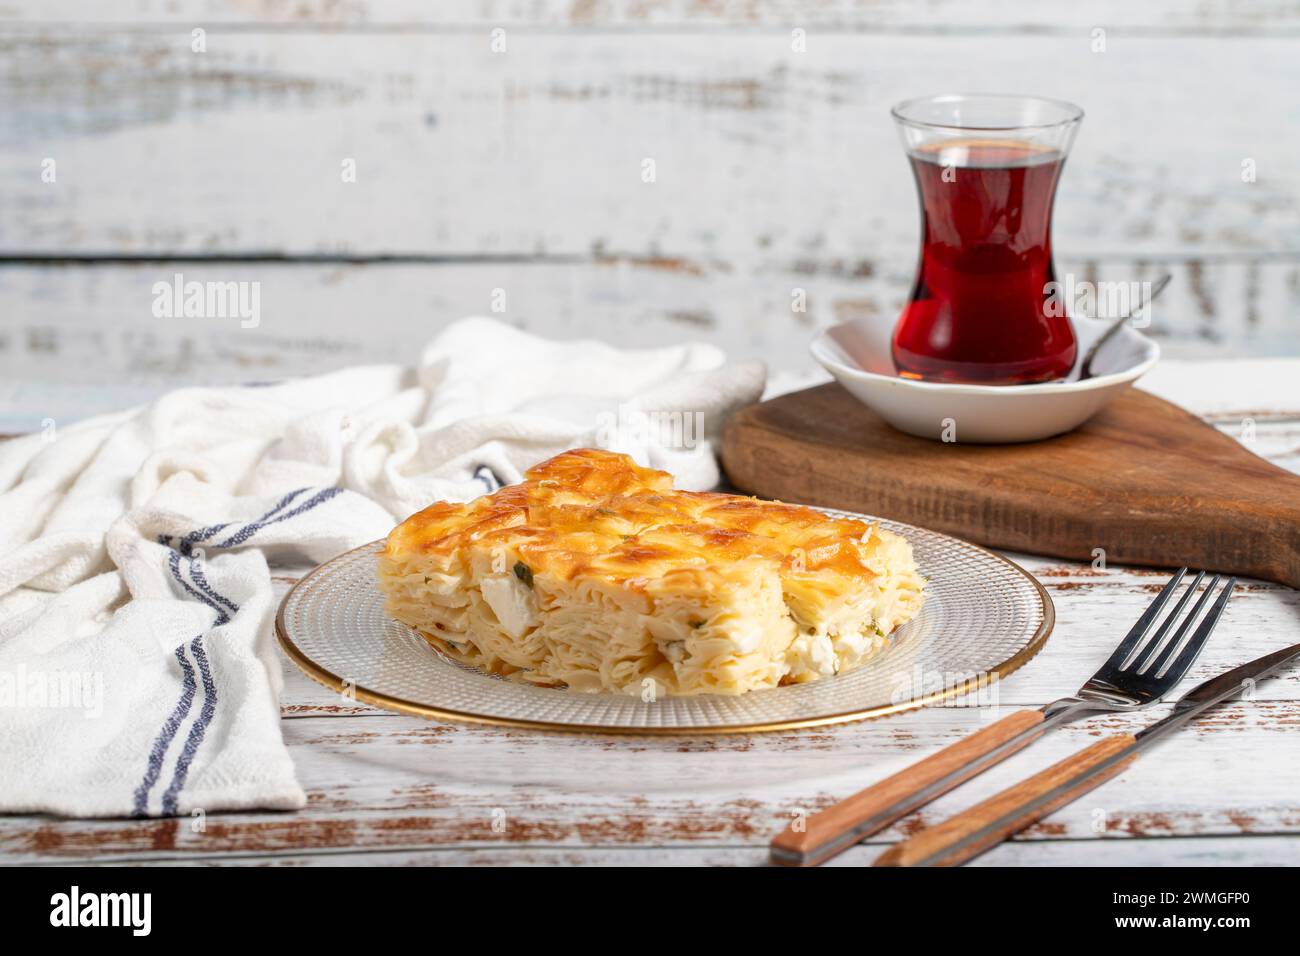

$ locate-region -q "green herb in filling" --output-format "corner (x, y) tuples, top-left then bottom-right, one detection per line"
(513, 561), (534, 588)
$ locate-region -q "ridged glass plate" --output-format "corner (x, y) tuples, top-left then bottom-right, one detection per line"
(276, 511), (1053, 734)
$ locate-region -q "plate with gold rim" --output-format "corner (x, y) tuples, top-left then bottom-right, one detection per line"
(275, 509), (1053, 734)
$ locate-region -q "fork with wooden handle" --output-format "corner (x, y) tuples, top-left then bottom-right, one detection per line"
(770, 569), (1232, 867)
(875, 632), (1300, 866)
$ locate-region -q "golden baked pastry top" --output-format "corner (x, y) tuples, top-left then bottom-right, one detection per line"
(388, 448), (891, 592)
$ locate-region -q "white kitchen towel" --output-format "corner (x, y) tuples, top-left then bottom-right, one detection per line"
(0, 317), (765, 817)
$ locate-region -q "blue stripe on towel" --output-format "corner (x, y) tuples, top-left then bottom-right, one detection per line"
(473, 464), (502, 492)
(178, 522), (230, 549)
(188, 558), (239, 618)
(132, 642), (198, 817)
(213, 486), (341, 548)
(161, 635), (218, 816)
(157, 488), (307, 556)
(244, 487), (308, 530)
(136, 486), (342, 815)
(167, 551), (233, 627)
(130, 557), (237, 817)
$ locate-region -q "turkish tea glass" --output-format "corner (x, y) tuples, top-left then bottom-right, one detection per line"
(891, 94), (1084, 384)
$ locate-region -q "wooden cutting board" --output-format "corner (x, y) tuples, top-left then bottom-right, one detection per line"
(721, 383), (1300, 589)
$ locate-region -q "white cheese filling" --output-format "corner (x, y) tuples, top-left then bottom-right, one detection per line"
(479, 574), (540, 639)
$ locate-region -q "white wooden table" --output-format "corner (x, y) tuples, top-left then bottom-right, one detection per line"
(1, 3), (1299, 865)
(1, 362), (1296, 866)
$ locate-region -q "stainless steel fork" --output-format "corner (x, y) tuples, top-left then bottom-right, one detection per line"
(770, 568), (1235, 866)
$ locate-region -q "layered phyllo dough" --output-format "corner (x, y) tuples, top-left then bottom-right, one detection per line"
(377, 449), (924, 696)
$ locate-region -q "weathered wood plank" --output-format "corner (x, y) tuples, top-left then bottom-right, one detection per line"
(1, 32), (1297, 259)
(40, 836), (1300, 867)
(5, 1), (1299, 33)
(5, 698), (1300, 863)
(0, 257), (1295, 433)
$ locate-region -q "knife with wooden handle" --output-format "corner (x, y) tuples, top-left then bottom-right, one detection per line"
(872, 640), (1300, 867)
(770, 708), (1048, 866)
(872, 735), (1136, 867)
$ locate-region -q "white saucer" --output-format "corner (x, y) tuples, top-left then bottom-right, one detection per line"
(810, 313), (1160, 443)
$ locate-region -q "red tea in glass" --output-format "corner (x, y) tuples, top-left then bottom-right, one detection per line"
(891, 96), (1083, 384)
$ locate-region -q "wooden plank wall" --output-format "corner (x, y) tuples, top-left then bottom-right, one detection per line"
(0, 2), (1297, 427)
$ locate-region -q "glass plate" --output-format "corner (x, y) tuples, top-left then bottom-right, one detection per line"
(275, 510), (1054, 734)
